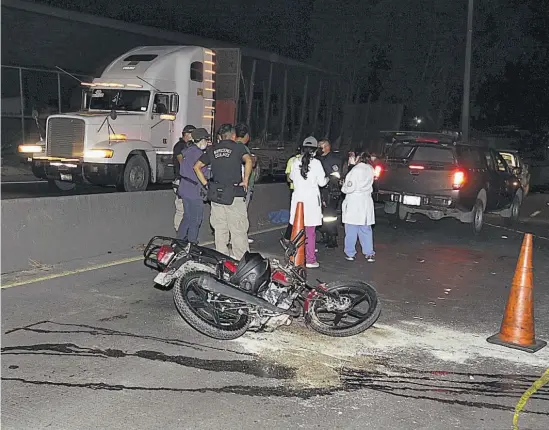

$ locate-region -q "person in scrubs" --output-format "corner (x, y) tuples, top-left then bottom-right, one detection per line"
(341, 151), (376, 262)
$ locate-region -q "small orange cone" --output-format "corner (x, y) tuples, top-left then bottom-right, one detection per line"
(290, 201), (305, 268)
(487, 233), (546, 353)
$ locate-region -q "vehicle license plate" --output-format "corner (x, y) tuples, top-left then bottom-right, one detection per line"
(60, 173), (72, 181)
(403, 195), (421, 206)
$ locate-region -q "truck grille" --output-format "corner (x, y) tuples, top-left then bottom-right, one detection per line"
(46, 118), (85, 158)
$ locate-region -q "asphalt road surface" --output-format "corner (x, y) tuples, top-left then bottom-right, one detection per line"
(2, 214), (549, 429)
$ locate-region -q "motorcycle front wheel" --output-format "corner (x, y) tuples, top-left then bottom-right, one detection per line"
(173, 271), (251, 340)
(305, 280), (381, 337)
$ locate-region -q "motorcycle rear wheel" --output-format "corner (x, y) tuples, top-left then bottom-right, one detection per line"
(305, 280), (381, 337)
(173, 271), (251, 340)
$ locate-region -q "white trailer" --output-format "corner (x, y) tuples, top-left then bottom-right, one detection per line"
(22, 46), (217, 191)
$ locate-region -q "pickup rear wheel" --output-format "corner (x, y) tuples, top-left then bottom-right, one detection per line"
(471, 199), (484, 235)
(504, 193), (522, 226)
(119, 154), (150, 192)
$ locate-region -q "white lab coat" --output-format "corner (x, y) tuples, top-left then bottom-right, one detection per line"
(342, 163), (375, 226)
(289, 157), (328, 226)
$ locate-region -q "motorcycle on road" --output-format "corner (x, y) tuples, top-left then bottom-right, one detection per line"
(143, 230), (381, 340)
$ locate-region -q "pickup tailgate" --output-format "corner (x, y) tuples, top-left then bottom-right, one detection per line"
(377, 144), (457, 196)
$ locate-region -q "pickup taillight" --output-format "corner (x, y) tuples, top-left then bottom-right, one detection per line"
(374, 165), (383, 180)
(452, 170), (466, 189)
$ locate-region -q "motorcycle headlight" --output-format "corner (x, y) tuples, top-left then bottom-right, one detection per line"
(323, 216), (338, 222)
(330, 171), (341, 179)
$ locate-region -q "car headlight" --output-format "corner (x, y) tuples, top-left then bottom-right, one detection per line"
(18, 144), (44, 153)
(85, 149), (114, 159)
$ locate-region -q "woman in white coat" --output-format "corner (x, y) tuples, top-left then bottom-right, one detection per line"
(289, 143), (328, 268)
(341, 151), (376, 262)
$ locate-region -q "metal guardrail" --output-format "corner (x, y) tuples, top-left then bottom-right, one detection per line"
(1, 65), (92, 152)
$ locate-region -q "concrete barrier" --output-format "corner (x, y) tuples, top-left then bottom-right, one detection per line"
(1, 183), (291, 274)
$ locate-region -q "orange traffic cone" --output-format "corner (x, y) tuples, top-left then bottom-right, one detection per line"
(487, 233), (546, 353)
(290, 201), (305, 268)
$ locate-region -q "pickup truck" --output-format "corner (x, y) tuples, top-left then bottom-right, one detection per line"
(375, 142), (524, 234)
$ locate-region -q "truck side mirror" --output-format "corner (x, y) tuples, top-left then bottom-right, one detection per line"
(169, 94), (179, 114)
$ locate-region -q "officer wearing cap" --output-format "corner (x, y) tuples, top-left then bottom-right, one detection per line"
(173, 125), (196, 231)
(176, 128), (210, 244)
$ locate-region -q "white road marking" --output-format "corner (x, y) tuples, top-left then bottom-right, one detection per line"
(1, 180), (46, 185)
(530, 210), (541, 217)
(485, 222), (549, 241)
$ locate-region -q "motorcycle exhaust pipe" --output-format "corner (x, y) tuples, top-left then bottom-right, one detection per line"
(197, 274), (290, 314)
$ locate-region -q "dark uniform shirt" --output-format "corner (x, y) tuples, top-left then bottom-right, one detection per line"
(199, 140), (248, 197)
(318, 151), (342, 176)
(173, 138), (191, 177)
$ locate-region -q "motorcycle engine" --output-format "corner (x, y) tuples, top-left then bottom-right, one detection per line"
(247, 282), (294, 332)
(258, 282), (293, 310)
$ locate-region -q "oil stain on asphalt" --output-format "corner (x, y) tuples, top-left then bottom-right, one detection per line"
(2, 320), (549, 417)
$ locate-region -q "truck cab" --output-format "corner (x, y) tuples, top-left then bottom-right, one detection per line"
(27, 46), (216, 191)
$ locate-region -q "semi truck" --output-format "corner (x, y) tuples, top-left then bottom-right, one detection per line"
(21, 45), (344, 191)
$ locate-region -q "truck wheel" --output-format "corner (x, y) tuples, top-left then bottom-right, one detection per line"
(48, 179), (76, 192)
(120, 154), (150, 192)
(504, 193), (522, 226)
(471, 199), (484, 235)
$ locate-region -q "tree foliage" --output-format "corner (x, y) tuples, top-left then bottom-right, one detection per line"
(476, 0), (549, 130)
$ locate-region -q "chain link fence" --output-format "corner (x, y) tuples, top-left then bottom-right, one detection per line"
(1, 65), (92, 155)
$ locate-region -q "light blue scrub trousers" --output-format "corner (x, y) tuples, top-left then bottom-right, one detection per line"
(344, 224), (375, 258)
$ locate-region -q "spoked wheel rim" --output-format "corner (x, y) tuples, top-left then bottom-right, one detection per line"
(310, 285), (377, 330)
(181, 276), (249, 330)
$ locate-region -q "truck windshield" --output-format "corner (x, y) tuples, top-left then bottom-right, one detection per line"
(89, 89), (151, 112)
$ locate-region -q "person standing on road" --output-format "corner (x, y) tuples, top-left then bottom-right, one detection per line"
(234, 123), (258, 244)
(176, 128), (210, 244)
(341, 151), (376, 262)
(172, 124), (196, 232)
(194, 124), (253, 260)
(282, 137), (317, 243)
(316, 138), (343, 248)
(282, 146), (301, 242)
(289, 141), (328, 268)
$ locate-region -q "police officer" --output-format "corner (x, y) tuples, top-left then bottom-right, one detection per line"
(177, 128), (210, 244)
(172, 124), (196, 231)
(234, 123), (257, 244)
(316, 139), (342, 248)
(194, 124), (253, 260)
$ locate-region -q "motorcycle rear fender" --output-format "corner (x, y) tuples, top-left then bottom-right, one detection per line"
(153, 254), (191, 287)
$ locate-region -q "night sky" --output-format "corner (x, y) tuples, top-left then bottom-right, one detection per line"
(33, 0), (549, 131)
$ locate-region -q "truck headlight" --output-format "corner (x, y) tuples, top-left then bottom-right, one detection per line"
(85, 149), (114, 159)
(18, 144), (44, 153)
